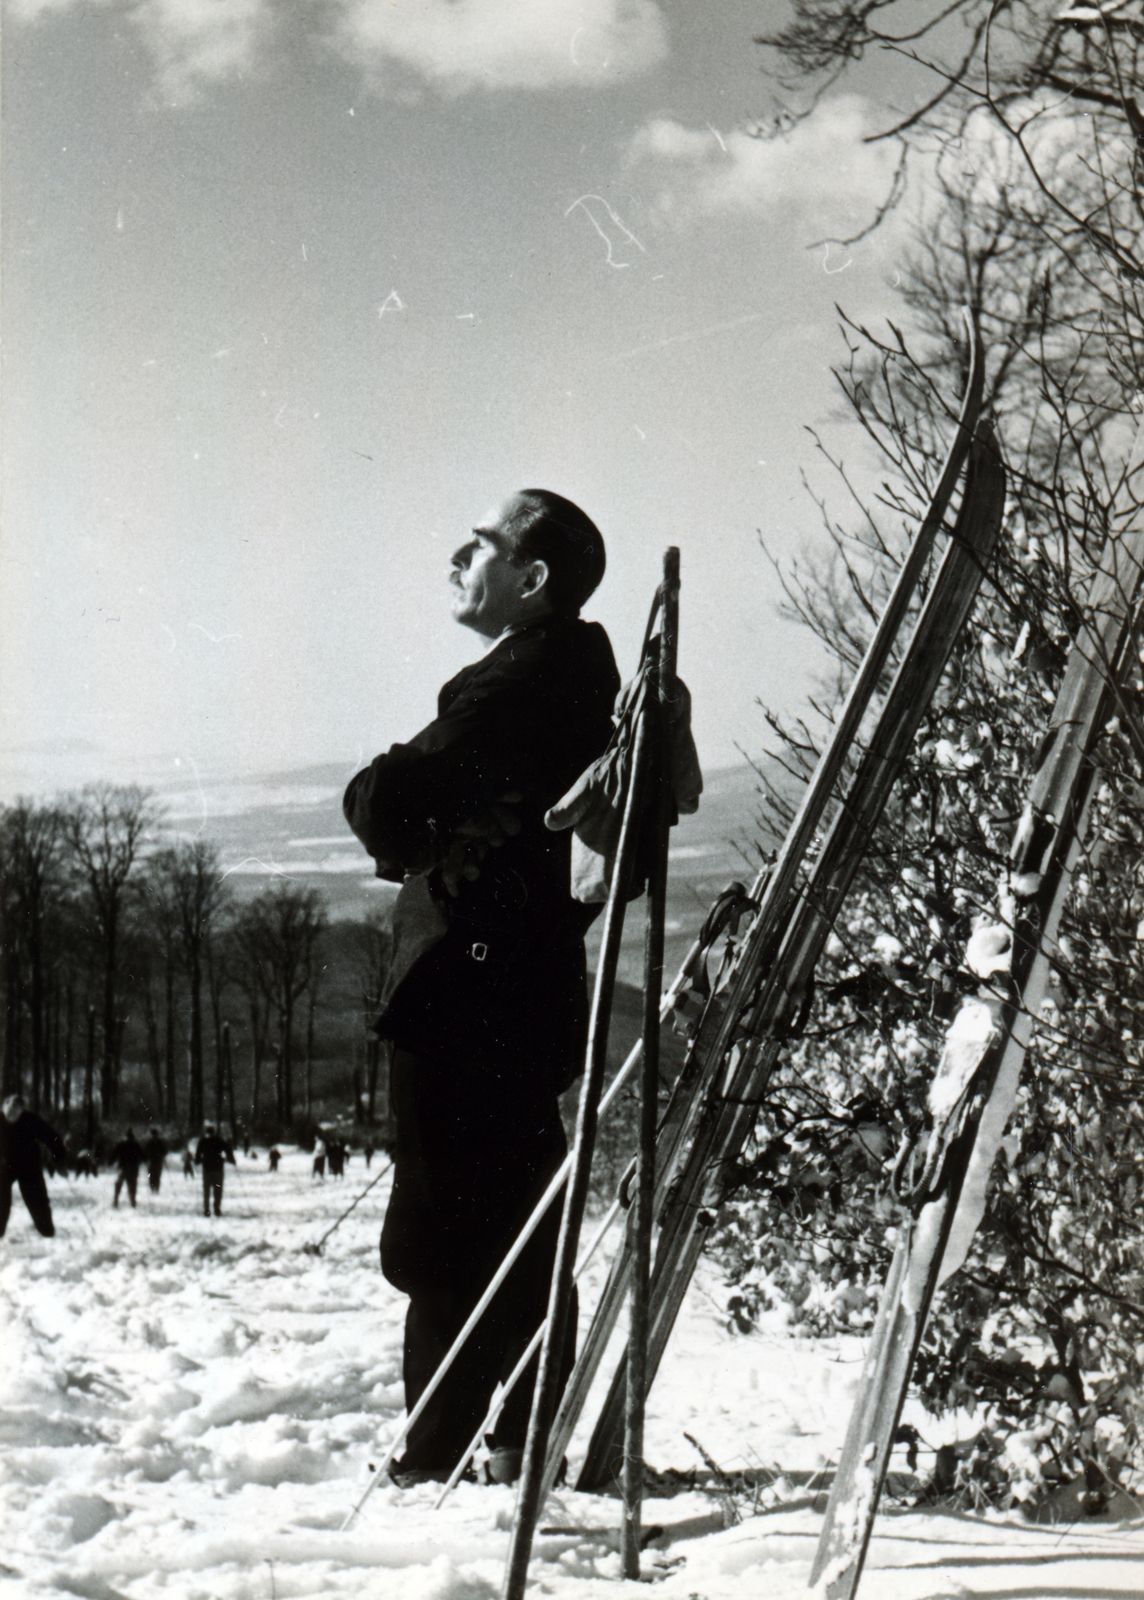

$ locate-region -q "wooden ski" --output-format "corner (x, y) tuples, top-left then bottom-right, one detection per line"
(809, 490), (1144, 1600)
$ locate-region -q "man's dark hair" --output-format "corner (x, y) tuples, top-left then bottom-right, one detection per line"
(502, 489), (606, 617)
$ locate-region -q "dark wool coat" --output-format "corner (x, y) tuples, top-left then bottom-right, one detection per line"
(343, 616), (619, 1094)
(194, 1134), (236, 1174)
(113, 1136), (145, 1173)
(0, 1110), (68, 1181)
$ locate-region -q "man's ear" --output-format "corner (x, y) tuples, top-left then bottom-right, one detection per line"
(519, 558), (549, 599)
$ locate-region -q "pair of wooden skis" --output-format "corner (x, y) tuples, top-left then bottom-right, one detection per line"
(810, 428), (1144, 1600)
(502, 317), (1009, 1591)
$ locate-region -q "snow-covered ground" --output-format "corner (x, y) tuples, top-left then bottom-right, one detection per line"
(2, 1150), (1141, 1600)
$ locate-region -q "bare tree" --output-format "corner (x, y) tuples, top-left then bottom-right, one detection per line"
(0, 801), (66, 1106)
(231, 883), (328, 1126)
(60, 785), (158, 1116)
(146, 840), (230, 1132)
(351, 907), (394, 1125)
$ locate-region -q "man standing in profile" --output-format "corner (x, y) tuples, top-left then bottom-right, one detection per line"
(344, 489), (619, 1486)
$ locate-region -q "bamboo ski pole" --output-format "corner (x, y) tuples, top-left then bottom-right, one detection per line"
(502, 669), (657, 1600)
(303, 1159), (393, 1255)
(620, 547), (678, 1578)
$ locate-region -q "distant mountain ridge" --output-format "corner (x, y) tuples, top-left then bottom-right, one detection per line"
(156, 759), (793, 962)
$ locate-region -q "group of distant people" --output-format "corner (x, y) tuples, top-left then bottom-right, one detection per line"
(111, 1127), (169, 1206)
(0, 1092), (368, 1237)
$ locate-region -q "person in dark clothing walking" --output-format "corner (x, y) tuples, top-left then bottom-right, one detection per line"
(112, 1129), (145, 1208)
(268, 1145), (281, 1172)
(194, 1123), (235, 1216)
(1, 1094), (68, 1238)
(344, 489), (618, 1484)
(143, 1128), (168, 1194)
(182, 1148), (195, 1179)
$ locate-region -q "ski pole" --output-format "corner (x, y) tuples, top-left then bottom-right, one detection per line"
(502, 663), (655, 1600)
(304, 1161), (392, 1255)
(622, 546), (677, 1578)
(65, 1170), (97, 1238)
(434, 1190), (625, 1507)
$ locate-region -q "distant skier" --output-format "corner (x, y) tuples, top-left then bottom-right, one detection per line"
(0, 1094), (68, 1238)
(194, 1123), (235, 1217)
(143, 1128), (168, 1194)
(327, 1138), (346, 1179)
(268, 1146), (281, 1172)
(112, 1129), (145, 1209)
(363, 1138), (374, 1170)
(312, 1138), (326, 1181)
(182, 1148), (195, 1179)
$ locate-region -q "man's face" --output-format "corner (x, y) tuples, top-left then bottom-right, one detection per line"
(450, 497), (540, 640)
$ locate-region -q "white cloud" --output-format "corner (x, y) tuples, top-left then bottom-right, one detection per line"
(627, 98), (905, 242)
(6, 0), (666, 101)
(133, 0), (273, 104)
(326, 0), (668, 94)
(5, 0), (272, 102)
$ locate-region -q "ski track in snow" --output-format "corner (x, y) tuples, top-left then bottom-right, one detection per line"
(1, 1151), (1141, 1600)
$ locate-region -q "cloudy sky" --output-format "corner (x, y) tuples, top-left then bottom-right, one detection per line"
(2, 0), (919, 804)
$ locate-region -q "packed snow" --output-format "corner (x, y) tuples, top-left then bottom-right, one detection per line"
(2, 1150), (1141, 1600)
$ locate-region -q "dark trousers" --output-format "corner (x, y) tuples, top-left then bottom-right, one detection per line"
(202, 1168), (224, 1215)
(0, 1170), (55, 1237)
(381, 1047), (576, 1472)
(114, 1167), (139, 1207)
(148, 1165), (162, 1193)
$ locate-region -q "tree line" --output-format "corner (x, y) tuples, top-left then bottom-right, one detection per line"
(0, 784), (394, 1142)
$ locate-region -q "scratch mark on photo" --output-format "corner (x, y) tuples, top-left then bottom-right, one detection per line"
(608, 310), (772, 363)
(221, 857), (292, 881)
(705, 123), (727, 152)
(379, 290), (405, 318)
(188, 622), (242, 644)
(565, 195), (645, 269)
(822, 244), (853, 275)
(185, 754), (208, 836)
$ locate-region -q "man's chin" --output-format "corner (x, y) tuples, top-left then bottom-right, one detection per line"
(452, 601), (486, 631)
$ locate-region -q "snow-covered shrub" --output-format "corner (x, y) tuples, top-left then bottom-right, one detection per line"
(715, 282), (1144, 1508)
